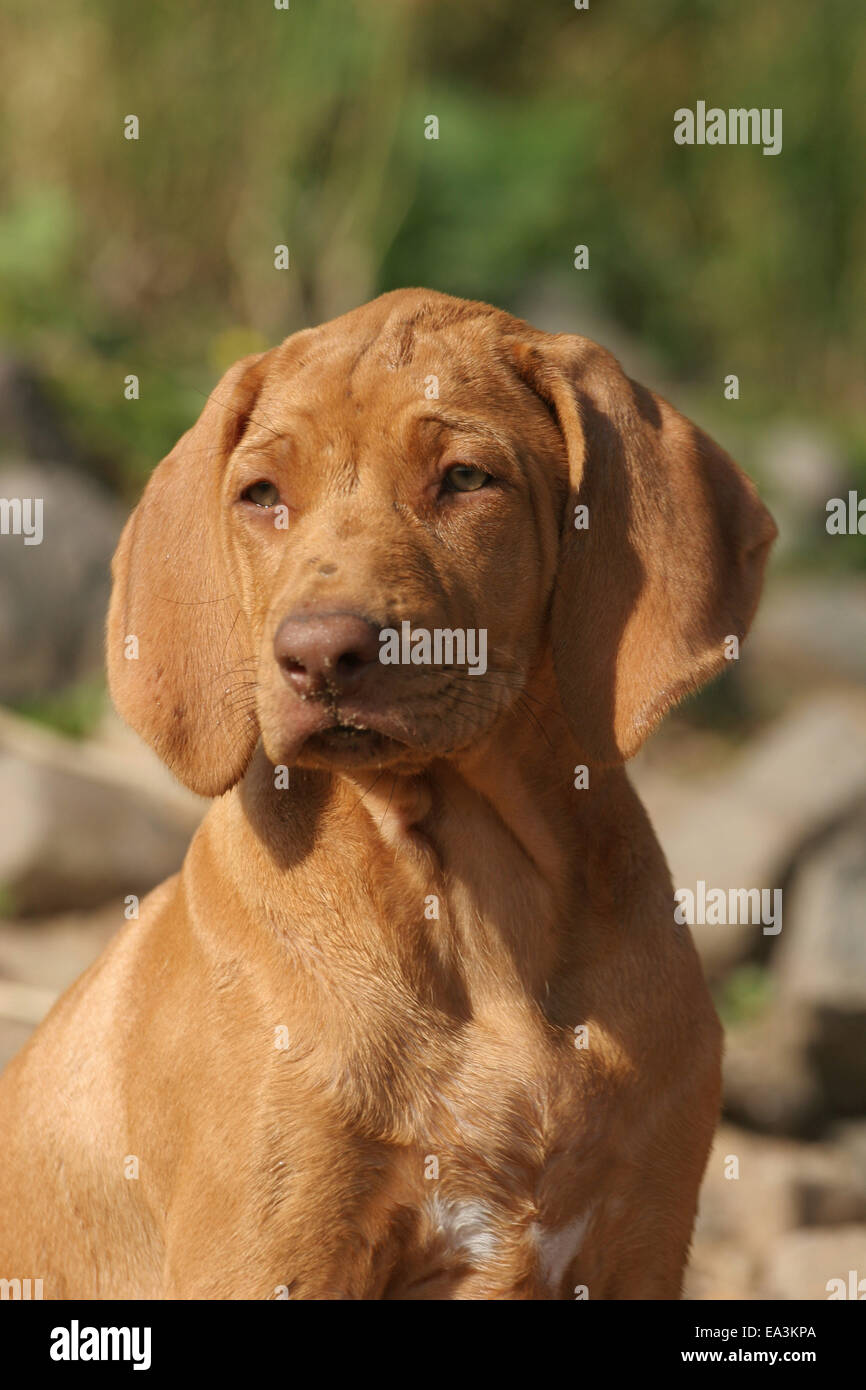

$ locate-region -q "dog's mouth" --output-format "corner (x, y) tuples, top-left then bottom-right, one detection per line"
(299, 718), (410, 767)
(264, 666), (520, 773)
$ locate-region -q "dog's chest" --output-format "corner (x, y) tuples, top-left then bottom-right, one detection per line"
(362, 1007), (597, 1298)
(276, 841), (608, 1295)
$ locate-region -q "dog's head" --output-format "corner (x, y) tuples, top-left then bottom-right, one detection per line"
(107, 289), (776, 796)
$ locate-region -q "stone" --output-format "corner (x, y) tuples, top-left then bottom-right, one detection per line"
(722, 1008), (823, 1137)
(0, 708), (203, 915)
(776, 803), (866, 1116)
(762, 1227), (866, 1300)
(0, 459), (123, 701)
(635, 693), (866, 979)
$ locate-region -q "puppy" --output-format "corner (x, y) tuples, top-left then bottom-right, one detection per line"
(0, 290), (775, 1298)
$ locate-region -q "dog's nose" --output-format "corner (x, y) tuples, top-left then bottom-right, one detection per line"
(274, 612), (380, 698)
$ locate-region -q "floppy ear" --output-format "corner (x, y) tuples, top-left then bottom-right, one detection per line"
(107, 353), (273, 796)
(510, 334), (777, 764)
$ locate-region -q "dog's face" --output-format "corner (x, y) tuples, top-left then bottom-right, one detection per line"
(108, 290), (776, 795)
(224, 316), (563, 773)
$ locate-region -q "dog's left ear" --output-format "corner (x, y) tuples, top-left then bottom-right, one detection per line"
(509, 333), (777, 764)
(107, 353), (274, 796)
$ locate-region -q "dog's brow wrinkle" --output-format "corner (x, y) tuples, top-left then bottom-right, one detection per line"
(346, 335), (377, 385)
(376, 318), (418, 372)
(418, 412), (513, 455)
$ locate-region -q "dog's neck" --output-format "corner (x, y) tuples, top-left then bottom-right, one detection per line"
(225, 666), (611, 1003)
(346, 740), (572, 893)
(348, 659), (577, 863)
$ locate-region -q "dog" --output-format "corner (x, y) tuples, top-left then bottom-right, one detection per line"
(0, 289), (776, 1298)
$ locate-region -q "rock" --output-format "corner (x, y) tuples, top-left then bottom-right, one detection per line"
(688, 1123), (796, 1299)
(693, 1122), (866, 1243)
(792, 1144), (866, 1228)
(0, 459), (124, 700)
(762, 1227), (866, 1300)
(0, 354), (79, 466)
(723, 1008), (823, 1136)
(0, 708), (204, 915)
(723, 794), (866, 1135)
(0, 901), (123, 1071)
(694, 1126), (800, 1254)
(776, 802), (866, 1116)
(634, 693), (866, 979)
(749, 577), (866, 691)
(0, 900), (121, 997)
(689, 1125), (866, 1298)
(833, 1121), (866, 1175)
(684, 1240), (758, 1301)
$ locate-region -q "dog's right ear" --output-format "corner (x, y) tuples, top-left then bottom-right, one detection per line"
(508, 334), (776, 764)
(107, 353), (273, 797)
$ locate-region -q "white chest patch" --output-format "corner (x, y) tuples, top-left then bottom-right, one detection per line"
(426, 1195), (499, 1263)
(534, 1211), (592, 1290)
(425, 1195), (592, 1288)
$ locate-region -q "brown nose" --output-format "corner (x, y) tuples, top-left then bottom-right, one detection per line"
(274, 612), (381, 698)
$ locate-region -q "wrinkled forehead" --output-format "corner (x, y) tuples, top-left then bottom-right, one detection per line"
(252, 309), (547, 456)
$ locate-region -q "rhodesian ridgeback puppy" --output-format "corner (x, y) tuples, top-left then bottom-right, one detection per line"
(0, 289), (775, 1298)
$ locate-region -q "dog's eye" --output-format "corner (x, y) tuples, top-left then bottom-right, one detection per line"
(442, 464), (490, 493)
(241, 480), (280, 508)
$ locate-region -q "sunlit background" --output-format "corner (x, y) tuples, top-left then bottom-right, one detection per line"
(0, 0), (864, 1299)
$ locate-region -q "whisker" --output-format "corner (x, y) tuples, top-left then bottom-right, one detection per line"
(516, 695), (556, 753)
(220, 608), (244, 660)
(207, 659), (258, 689)
(379, 773), (398, 830)
(346, 769), (388, 817)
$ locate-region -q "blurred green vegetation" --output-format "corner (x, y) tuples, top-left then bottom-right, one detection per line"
(714, 963), (776, 1027)
(0, 0), (863, 550)
(10, 678), (106, 740)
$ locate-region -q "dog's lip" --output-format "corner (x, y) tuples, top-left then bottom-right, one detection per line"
(299, 721), (412, 768)
(294, 703), (404, 743)
(306, 717), (407, 747)
(316, 721), (376, 739)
